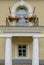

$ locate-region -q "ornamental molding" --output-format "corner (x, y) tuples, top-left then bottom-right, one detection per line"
(11, 1), (33, 17)
(0, 26), (44, 33)
(0, 33), (44, 37)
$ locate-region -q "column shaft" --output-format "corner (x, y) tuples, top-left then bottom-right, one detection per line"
(32, 37), (39, 65)
(5, 37), (12, 65)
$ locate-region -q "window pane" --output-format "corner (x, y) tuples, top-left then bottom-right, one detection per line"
(18, 45), (22, 48)
(18, 50), (22, 56)
(19, 53), (22, 56)
(23, 50), (26, 52)
(23, 50), (26, 56)
(19, 50), (22, 53)
(23, 53), (26, 56)
(23, 45), (26, 48)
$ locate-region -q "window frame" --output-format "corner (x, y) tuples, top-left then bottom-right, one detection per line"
(15, 42), (30, 59)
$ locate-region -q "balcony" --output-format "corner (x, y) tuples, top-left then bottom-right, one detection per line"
(0, 15), (44, 33)
(6, 15), (39, 27)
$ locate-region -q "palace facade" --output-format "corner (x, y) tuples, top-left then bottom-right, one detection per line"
(0, 0), (44, 65)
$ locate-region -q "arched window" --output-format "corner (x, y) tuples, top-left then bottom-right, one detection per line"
(15, 7), (33, 26)
(16, 7), (27, 18)
(16, 7), (29, 26)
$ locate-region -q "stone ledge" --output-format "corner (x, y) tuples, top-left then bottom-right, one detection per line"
(0, 59), (44, 64)
(0, 26), (44, 33)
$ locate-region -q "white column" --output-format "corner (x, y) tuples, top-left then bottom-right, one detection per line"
(5, 37), (12, 65)
(32, 37), (39, 65)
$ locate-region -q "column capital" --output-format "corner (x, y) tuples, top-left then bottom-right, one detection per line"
(6, 36), (12, 39)
(33, 35), (39, 38)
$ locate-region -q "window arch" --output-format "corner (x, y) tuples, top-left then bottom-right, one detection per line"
(16, 6), (28, 18)
(11, 1), (33, 17)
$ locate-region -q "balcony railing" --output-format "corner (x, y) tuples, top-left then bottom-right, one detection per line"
(6, 15), (39, 26)
(0, 15), (44, 33)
